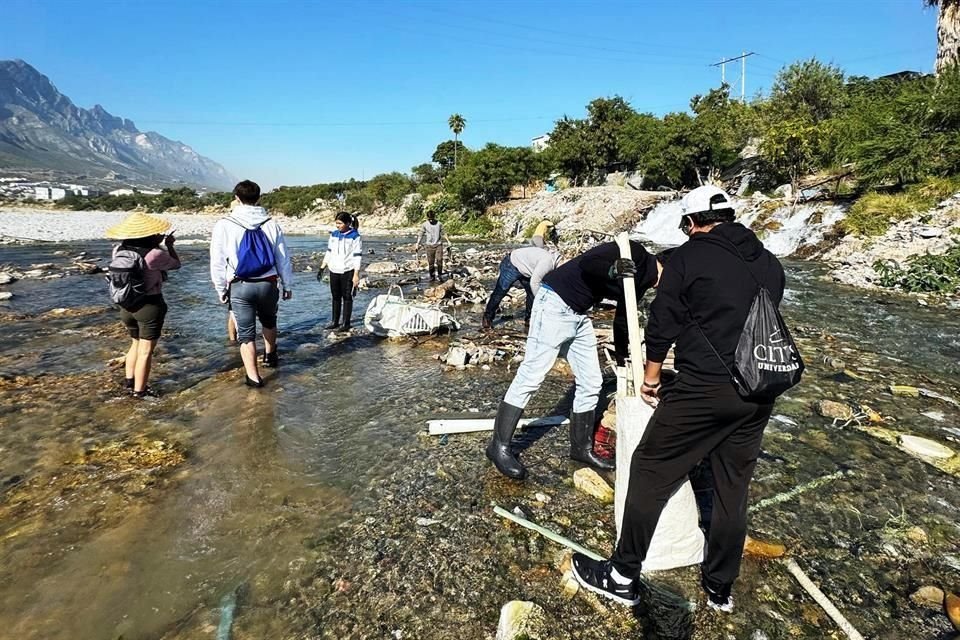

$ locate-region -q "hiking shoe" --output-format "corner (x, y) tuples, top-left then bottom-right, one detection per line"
(123, 377), (135, 389)
(570, 553), (640, 606)
(263, 351), (279, 368)
(702, 578), (733, 613)
(131, 387), (160, 399)
(245, 376), (264, 388)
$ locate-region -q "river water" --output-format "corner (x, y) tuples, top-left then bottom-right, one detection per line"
(0, 235), (958, 639)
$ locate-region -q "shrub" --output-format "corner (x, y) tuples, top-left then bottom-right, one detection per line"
(873, 242), (960, 294)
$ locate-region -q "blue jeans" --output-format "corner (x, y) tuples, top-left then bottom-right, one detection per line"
(503, 287), (602, 414)
(483, 254), (534, 322)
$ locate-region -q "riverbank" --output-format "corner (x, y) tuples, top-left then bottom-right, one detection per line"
(0, 206), (413, 243)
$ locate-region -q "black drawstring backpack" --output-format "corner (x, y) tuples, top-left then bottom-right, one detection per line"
(693, 242), (804, 401)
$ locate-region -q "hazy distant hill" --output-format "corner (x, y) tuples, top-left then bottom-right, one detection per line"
(0, 59), (234, 189)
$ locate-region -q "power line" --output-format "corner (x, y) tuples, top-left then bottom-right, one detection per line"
(711, 52), (755, 101)
(135, 116), (556, 128)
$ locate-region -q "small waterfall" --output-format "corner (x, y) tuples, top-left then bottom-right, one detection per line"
(633, 196), (847, 257)
(633, 198), (688, 246)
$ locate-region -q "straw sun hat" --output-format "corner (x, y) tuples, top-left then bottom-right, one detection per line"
(105, 212), (172, 239)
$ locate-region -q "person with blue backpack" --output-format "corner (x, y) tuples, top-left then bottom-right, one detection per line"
(210, 180), (294, 387)
(317, 211), (362, 332)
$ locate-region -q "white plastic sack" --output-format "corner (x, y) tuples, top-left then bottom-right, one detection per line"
(363, 286), (460, 338)
(615, 375), (704, 572)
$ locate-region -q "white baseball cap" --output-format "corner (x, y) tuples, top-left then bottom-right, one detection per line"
(681, 185), (734, 216)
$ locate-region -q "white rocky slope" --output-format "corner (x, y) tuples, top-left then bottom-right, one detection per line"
(815, 193), (960, 290)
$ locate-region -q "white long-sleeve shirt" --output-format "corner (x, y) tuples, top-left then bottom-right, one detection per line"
(324, 228), (362, 274)
(209, 204), (294, 297)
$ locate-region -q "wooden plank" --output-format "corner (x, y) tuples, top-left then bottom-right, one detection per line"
(427, 415), (568, 435)
(615, 232), (645, 397)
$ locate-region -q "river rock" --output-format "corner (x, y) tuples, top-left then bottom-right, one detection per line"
(22, 269), (46, 278)
(560, 571), (579, 599)
(899, 435), (955, 459)
(0, 272), (17, 284)
(910, 585), (944, 609)
(573, 468), (614, 504)
(495, 601), (547, 640)
(817, 400), (853, 421)
(365, 261), (399, 274)
(0, 292), (12, 300)
(946, 591), (960, 632)
(913, 226), (943, 239)
(905, 526), (928, 545)
(445, 347), (469, 368)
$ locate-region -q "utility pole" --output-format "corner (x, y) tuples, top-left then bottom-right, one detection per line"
(711, 51), (755, 101)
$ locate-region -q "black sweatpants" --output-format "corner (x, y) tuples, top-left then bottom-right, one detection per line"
(612, 375), (773, 588)
(329, 269), (355, 325)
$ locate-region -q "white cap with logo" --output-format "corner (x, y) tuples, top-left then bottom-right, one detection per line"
(681, 185), (734, 216)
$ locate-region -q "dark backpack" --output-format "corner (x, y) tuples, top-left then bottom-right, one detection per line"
(106, 244), (149, 310)
(230, 218), (275, 280)
(694, 244), (804, 401)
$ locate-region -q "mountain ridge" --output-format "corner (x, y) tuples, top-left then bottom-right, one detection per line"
(0, 59), (234, 190)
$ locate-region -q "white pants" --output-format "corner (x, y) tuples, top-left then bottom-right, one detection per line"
(504, 287), (602, 414)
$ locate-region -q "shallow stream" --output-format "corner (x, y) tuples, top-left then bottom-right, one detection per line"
(0, 236), (958, 639)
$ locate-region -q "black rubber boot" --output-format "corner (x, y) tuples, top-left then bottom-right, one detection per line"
(570, 410), (615, 471)
(485, 402), (526, 480)
(324, 300), (341, 330)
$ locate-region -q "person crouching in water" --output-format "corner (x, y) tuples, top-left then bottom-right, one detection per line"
(105, 212), (181, 398)
(210, 180), (294, 387)
(318, 212), (362, 332)
(486, 239), (662, 480)
(481, 245), (562, 332)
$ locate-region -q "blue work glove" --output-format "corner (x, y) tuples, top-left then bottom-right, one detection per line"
(608, 258), (637, 279)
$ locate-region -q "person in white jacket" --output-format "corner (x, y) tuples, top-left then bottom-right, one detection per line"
(209, 180), (294, 387)
(318, 211), (361, 331)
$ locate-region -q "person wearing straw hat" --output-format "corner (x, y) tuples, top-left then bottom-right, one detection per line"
(210, 180), (294, 387)
(105, 212), (182, 398)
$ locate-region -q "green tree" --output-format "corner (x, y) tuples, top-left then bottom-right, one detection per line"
(767, 59), (846, 124)
(760, 118), (823, 192)
(432, 140), (469, 179)
(411, 162), (441, 185)
(448, 113), (466, 169)
(446, 144), (548, 211)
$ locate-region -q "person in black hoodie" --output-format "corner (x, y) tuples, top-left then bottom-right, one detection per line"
(570, 186), (786, 613)
(485, 239), (662, 481)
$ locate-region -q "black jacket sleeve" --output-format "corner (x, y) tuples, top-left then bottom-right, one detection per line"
(646, 257), (687, 363)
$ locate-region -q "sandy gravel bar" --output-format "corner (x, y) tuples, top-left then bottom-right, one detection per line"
(0, 207), (343, 242)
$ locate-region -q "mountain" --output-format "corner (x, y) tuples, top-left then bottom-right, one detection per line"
(0, 59), (234, 190)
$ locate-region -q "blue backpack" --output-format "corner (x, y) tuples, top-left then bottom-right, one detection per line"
(230, 218), (275, 279)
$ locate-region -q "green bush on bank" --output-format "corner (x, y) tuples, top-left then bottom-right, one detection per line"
(874, 242), (960, 294)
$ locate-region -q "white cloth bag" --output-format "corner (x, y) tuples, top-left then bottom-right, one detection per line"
(614, 378), (705, 571)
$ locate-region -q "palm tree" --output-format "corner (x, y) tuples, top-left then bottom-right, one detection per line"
(926, 0), (960, 74)
(448, 113), (466, 169)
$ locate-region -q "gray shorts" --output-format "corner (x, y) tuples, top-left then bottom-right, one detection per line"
(230, 280), (279, 344)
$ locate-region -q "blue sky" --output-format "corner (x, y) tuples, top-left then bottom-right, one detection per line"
(3, 0), (937, 188)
